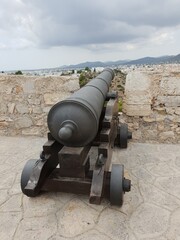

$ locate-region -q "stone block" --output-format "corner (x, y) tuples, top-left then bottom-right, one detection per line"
(159, 131), (175, 141)
(175, 107), (180, 115)
(16, 103), (29, 114)
(173, 117), (180, 123)
(0, 121), (9, 127)
(44, 92), (70, 105)
(157, 123), (164, 131)
(32, 106), (42, 114)
(27, 97), (41, 105)
(23, 80), (35, 93)
(133, 130), (142, 140)
(123, 103), (151, 116)
(124, 71), (152, 105)
(160, 76), (180, 95)
(13, 85), (23, 94)
(142, 129), (158, 140)
(0, 116), (13, 122)
(143, 116), (156, 123)
(7, 103), (15, 114)
(166, 107), (175, 115)
(63, 80), (79, 92)
(35, 119), (44, 126)
(123, 71), (152, 116)
(15, 116), (33, 129)
(22, 127), (41, 136)
(156, 96), (180, 107)
(0, 103), (7, 114)
(0, 86), (13, 94)
(43, 106), (51, 113)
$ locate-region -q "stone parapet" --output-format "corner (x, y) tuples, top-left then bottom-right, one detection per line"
(0, 75), (79, 137)
(121, 67), (180, 143)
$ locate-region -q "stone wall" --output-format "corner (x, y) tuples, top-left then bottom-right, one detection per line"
(0, 66), (180, 144)
(0, 75), (79, 136)
(121, 67), (180, 143)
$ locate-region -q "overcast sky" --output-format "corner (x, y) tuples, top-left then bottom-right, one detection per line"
(0, 0), (180, 70)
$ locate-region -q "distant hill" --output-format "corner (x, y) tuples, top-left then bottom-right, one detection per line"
(60, 60), (129, 69)
(167, 54), (180, 63)
(124, 55), (176, 65)
(59, 53), (180, 69)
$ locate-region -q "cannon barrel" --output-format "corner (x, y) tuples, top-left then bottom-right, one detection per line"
(47, 68), (114, 147)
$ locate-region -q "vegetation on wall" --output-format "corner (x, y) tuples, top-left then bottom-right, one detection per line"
(15, 70), (23, 75)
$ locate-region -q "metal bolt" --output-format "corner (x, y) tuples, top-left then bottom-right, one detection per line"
(123, 178), (131, 192)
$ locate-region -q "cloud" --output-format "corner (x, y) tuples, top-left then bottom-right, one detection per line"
(0, 0), (180, 51)
(27, 0), (180, 48)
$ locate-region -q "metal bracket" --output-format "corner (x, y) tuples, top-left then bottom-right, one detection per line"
(96, 154), (106, 167)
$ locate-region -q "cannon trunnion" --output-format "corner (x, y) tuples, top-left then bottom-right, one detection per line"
(20, 69), (132, 206)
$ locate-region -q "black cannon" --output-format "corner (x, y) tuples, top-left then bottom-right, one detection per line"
(21, 68), (132, 206)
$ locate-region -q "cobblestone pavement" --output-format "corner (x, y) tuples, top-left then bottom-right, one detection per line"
(0, 136), (180, 240)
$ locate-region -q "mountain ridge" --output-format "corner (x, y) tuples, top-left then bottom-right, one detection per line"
(59, 53), (180, 69)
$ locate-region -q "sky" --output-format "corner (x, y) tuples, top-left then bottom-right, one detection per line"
(0, 0), (180, 70)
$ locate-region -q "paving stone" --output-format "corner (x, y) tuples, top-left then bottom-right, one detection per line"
(74, 229), (111, 240)
(96, 208), (129, 240)
(55, 192), (75, 205)
(132, 166), (155, 184)
(139, 181), (180, 211)
(14, 214), (56, 240)
(173, 156), (180, 173)
(23, 193), (59, 218)
(0, 136), (180, 240)
(48, 235), (67, 240)
(144, 161), (176, 177)
(57, 198), (99, 237)
(0, 212), (22, 240)
(0, 194), (22, 212)
(130, 203), (170, 239)
(0, 163), (11, 174)
(155, 175), (180, 199)
(118, 184), (143, 215)
(78, 195), (107, 212)
(0, 172), (16, 189)
(0, 190), (8, 205)
(8, 182), (22, 195)
(166, 208), (180, 239)
(112, 148), (141, 169)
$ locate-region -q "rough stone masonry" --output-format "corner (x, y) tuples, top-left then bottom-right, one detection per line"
(122, 67), (180, 143)
(0, 66), (180, 143)
(0, 74), (79, 137)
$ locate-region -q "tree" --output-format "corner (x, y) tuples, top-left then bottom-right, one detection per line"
(15, 70), (23, 75)
(85, 67), (90, 72)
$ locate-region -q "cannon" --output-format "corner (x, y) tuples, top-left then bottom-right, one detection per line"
(20, 68), (132, 206)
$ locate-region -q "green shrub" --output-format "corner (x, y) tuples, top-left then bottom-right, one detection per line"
(79, 73), (88, 88)
(85, 67), (90, 72)
(15, 70), (23, 75)
(118, 99), (123, 112)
